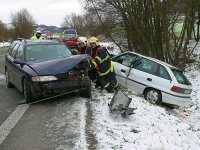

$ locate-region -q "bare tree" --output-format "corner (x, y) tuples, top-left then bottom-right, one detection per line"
(85, 0), (200, 69)
(0, 20), (9, 41)
(10, 8), (35, 39)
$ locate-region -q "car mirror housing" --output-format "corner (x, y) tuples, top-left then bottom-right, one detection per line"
(13, 59), (26, 66)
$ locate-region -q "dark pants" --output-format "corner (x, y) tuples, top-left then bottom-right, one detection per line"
(88, 69), (101, 86)
(88, 69), (118, 93)
(99, 71), (118, 91)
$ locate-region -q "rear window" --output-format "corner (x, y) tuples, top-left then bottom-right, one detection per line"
(171, 69), (191, 85)
(26, 44), (72, 61)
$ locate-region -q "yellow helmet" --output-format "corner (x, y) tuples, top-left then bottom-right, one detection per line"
(89, 37), (99, 46)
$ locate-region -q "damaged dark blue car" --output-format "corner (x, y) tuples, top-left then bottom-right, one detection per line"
(5, 39), (91, 103)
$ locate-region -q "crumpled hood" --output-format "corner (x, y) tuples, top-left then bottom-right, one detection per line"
(27, 54), (90, 76)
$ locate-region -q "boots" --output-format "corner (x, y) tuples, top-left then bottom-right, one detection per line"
(105, 84), (114, 93)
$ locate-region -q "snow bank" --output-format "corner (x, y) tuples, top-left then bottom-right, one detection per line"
(85, 41), (200, 149)
(0, 74), (5, 79)
(90, 88), (200, 149)
(99, 42), (121, 56)
(0, 42), (10, 48)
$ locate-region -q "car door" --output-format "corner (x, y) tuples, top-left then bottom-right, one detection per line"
(12, 44), (24, 92)
(6, 43), (20, 84)
(112, 53), (139, 86)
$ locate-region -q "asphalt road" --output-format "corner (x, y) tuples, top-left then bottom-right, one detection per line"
(0, 47), (97, 149)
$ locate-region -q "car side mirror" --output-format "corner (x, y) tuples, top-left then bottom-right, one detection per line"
(13, 59), (26, 67)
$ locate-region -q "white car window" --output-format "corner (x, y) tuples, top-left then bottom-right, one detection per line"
(134, 58), (158, 75)
(158, 65), (171, 80)
(113, 53), (138, 67)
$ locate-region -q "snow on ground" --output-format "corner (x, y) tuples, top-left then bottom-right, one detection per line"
(0, 74), (5, 79)
(0, 42), (10, 48)
(185, 67), (200, 134)
(84, 41), (200, 149)
(89, 86), (200, 150)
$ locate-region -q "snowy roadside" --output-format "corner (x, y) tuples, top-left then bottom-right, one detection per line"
(0, 42), (10, 48)
(83, 41), (200, 149)
(89, 85), (200, 149)
(0, 74), (5, 79)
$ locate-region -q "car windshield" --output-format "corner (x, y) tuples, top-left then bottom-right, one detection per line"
(171, 69), (191, 85)
(64, 34), (76, 38)
(26, 44), (72, 62)
(64, 30), (76, 35)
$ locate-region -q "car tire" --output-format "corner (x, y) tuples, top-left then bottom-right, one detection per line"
(144, 88), (162, 105)
(80, 78), (91, 98)
(23, 78), (33, 103)
(5, 69), (14, 88)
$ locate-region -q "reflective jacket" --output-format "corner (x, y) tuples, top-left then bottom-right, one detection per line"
(91, 46), (114, 76)
(31, 35), (43, 40)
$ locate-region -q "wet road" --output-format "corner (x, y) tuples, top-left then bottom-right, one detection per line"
(0, 47), (97, 150)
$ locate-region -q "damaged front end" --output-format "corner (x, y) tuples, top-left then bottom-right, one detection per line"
(30, 55), (91, 98)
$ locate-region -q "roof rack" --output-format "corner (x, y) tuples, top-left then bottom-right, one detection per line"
(16, 38), (27, 43)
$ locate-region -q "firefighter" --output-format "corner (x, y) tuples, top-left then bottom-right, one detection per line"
(31, 30), (44, 40)
(89, 37), (118, 93)
(77, 37), (92, 55)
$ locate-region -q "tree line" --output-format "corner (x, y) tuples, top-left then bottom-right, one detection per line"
(62, 0), (200, 69)
(1, 1), (200, 69)
(0, 8), (34, 42)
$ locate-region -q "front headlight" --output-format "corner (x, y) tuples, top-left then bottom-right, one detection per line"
(32, 76), (58, 82)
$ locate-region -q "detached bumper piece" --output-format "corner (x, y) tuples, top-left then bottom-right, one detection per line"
(108, 90), (136, 117)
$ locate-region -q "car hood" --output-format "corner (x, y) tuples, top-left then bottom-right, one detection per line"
(27, 54), (90, 76)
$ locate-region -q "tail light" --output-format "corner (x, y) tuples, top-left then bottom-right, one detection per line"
(171, 85), (192, 94)
(171, 86), (181, 93)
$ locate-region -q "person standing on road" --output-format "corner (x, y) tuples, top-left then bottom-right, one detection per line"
(31, 30), (44, 40)
(89, 37), (118, 93)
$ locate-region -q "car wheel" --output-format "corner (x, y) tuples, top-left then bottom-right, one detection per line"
(23, 78), (33, 103)
(5, 69), (14, 88)
(80, 78), (91, 98)
(144, 88), (162, 105)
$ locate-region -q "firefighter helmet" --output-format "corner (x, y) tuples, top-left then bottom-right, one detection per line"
(89, 37), (99, 46)
(78, 37), (88, 45)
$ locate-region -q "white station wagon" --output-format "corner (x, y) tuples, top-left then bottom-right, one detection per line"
(112, 52), (192, 106)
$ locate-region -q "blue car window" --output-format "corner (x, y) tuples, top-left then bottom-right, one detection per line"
(11, 43), (20, 58)
(15, 45), (24, 59)
(26, 44), (72, 61)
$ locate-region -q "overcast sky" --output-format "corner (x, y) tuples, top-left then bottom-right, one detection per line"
(0, 0), (84, 27)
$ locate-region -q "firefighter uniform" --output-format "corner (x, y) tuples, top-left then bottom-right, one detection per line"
(89, 37), (118, 93)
